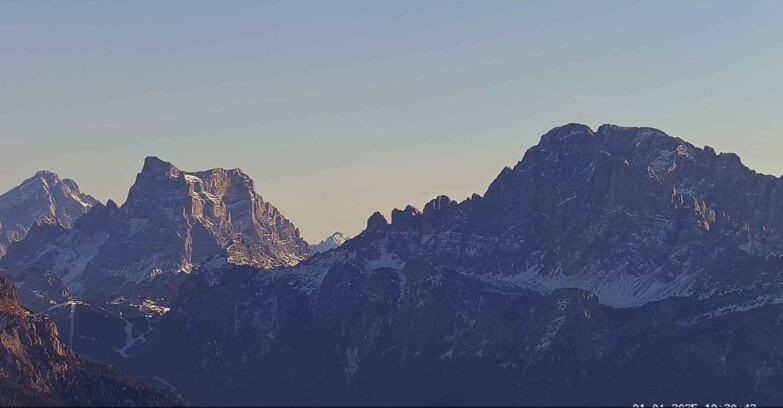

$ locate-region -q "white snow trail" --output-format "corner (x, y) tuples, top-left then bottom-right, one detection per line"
(68, 302), (76, 345)
(116, 313), (153, 358)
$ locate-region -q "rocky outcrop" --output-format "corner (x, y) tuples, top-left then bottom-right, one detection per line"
(0, 171), (98, 257)
(310, 232), (349, 254)
(0, 271), (180, 406)
(0, 157), (310, 305)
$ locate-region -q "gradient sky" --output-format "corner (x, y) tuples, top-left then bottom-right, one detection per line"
(2, 1), (782, 242)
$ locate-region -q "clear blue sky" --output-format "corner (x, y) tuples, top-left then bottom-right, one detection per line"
(1, 1), (782, 242)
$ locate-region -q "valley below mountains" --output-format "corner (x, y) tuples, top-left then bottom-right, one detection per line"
(0, 272), (181, 406)
(4, 123), (783, 406)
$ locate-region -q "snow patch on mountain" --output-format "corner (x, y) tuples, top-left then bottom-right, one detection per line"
(480, 262), (696, 308)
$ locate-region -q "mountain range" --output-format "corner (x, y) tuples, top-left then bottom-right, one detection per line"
(115, 124), (783, 405)
(3, 123), (783, 405)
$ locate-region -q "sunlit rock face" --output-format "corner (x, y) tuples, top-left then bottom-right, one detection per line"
(128, 124), (783, 405)
(0, 156), (310, 304)
(0, 171), (98, 257)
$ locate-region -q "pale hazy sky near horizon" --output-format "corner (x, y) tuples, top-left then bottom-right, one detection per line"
(2, 1), (782, 242)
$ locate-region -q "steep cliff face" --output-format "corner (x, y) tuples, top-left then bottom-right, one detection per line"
(0, 271), (180, 406)
(125, 156), (309, 268)
(124, 124), (783, 405)
(0, 171), (98, 257)
(0, 157), (310, 304)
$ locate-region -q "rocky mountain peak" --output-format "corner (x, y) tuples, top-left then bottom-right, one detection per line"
(391, 205), (423, 232)
(335, 123), (783, 309)
(0, 171), (98, 257)
(538, 123), (594, 146)
(366, 211), (389, 232)
(140, 155), (179, 176)
(423, 195), (457, 214)
(33, 169), (55, 177)
(536, 123), (691, 154)
(310, 232), (350, 254)
(1, 157), (311, 304)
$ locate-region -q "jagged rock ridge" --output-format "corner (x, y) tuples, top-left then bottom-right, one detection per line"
(0, 171), (98, 257)
(0, 157), (310, 304)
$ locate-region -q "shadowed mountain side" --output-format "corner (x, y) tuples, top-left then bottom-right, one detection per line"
(0, 271), (182, 406)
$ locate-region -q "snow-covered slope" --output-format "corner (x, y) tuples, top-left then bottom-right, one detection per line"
(310, 232), (349, 253)
(0, 171), (98, 257)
